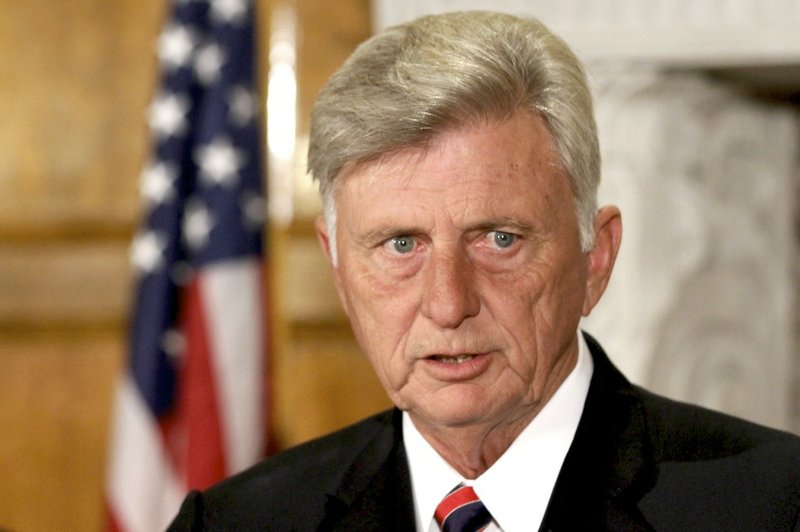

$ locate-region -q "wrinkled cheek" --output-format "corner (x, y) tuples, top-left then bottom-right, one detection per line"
(350, 304), (412, 395)
(367, 356), (417, 412)
(343, 274), (422, 396)
(535, 272), (582, 329)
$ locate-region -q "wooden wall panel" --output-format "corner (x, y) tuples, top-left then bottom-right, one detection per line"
(274, 331), (392, 448)
(294, 0), (372, 133)
(0, 240), (131, 329)
(0, 0), (165, 232)
(0, 333), (124, 532)
(0, 1), (163, 531)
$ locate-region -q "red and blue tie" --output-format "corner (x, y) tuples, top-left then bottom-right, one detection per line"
(434, 484), (493, 532)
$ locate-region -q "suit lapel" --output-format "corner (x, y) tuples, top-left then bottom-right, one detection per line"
(320, 409), (416, 531)
(540, 334), (657, 531)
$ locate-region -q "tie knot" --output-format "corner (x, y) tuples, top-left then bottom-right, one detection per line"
(434, 484), (492, 532)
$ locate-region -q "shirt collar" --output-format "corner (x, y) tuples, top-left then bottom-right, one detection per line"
(403, 331), (594, 531)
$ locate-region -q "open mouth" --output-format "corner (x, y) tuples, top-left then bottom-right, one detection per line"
(423, 352), (492, 380)
(428, 354), (479, 364)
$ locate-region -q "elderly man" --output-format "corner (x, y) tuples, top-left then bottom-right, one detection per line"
(170, 11), (800, 531)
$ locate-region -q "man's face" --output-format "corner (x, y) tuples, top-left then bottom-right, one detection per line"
(318, 111), (617, 434)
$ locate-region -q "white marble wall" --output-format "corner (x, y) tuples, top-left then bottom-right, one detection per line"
(583, 69), (799, 431)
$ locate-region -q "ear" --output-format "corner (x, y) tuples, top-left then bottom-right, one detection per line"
(582, 205), (622, 316)
(314, 215), (335, 267)
(314, 215), (351, 317)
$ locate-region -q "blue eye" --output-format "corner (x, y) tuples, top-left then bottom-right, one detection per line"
(391, 236), (416, 254)
(492, 231), (516, 248)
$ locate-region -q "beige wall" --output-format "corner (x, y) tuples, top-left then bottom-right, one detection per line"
(0, 1), (162, 530)
(0, 1), (388, 531)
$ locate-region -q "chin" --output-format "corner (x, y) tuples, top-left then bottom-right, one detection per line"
(434, 411), (490, 429)
(415, 397), (497, 429)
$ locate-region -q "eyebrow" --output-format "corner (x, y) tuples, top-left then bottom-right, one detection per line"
(358, 217), (535, 244)
(467, 217), (535, 233)
(358, 226), (423, 246)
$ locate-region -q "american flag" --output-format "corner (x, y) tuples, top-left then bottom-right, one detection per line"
(105, 0), (268, 529)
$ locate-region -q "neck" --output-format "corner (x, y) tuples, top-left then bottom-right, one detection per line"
(416, 411), (538, 479)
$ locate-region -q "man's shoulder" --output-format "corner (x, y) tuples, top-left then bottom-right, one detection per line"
(585, 333), (800, 463)
(633, 386), (800, 528)
(169, 409), (399, 530)
(214, 408), (397, 496)
(634, 385), (800, 462)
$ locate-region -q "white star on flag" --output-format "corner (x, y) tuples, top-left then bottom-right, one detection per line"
(161, 329), (187, 363)
(182, 198), (215, 250)
(194, 42), (227, 85)
(149, 92), (191, 138)
(228, 85), (257, 127)
(241, 190), (266, 230)
(131, 230), (168, 274)
(140, 162), (177, 206)
(210, 0), (249, 25)
(194, 136), (247, 186)
(158, 23), (198, 69)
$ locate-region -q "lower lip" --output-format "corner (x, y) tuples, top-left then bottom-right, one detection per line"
(422, 352), (494, 381)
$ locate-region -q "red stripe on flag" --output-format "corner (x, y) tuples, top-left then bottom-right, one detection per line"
(160, 277), (226, 491)
(183, 276), (227, 489)
(103, 499), (123, 532)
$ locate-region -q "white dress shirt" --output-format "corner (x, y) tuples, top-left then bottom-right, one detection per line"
(403, 332), (594, 532)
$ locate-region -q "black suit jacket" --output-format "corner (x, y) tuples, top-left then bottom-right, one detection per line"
(169, 335), (800, 531)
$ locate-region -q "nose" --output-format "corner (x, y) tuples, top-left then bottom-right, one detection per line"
(421, 247), (480, 329)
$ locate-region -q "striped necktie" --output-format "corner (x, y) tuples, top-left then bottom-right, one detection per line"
(434, 484), (493, 532)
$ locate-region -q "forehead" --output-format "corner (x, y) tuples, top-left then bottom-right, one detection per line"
(335, 112), (571, 212)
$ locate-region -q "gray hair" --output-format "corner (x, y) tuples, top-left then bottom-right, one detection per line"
(308, 11), (600, 259)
